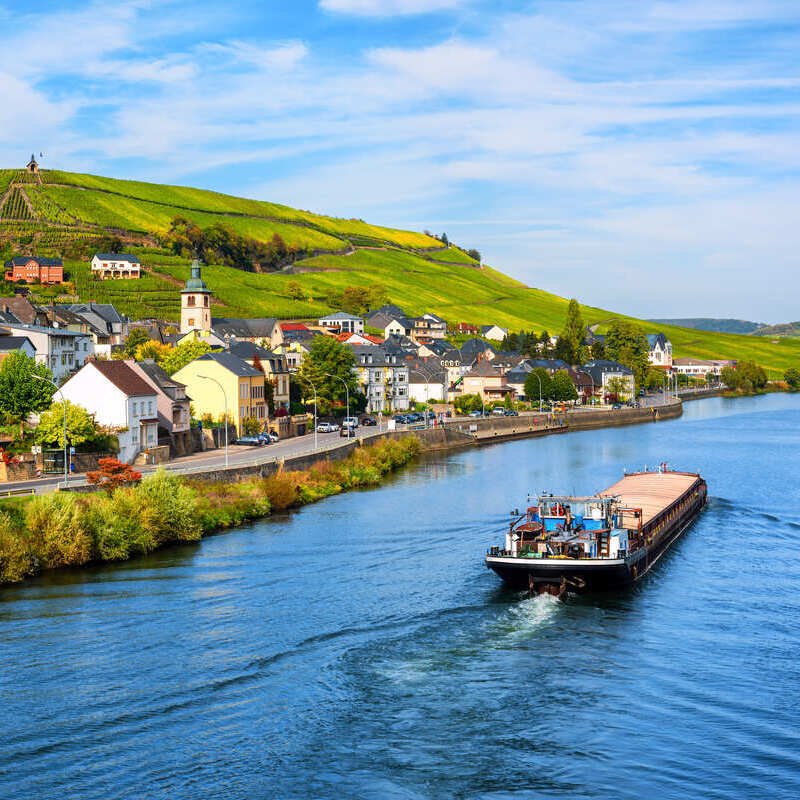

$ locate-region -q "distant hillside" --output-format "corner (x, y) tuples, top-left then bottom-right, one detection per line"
(1, 166), (799, 376)
(648, 318), (764, 335)
(751, 322), (800, 338)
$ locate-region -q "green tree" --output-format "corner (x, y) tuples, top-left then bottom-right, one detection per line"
(605, 375), (631, 402)
(0, 352), (54, 436)
(538, 330), (552, 357)
(161, 340), (212, 376)
(645, 366), (665, 390)
(785, 367), (800, 391)
(551, 370), (578, 402)
(453, 393), (483, 414)
(524, 368), (553, 405)
(286, 280), (305, 301)
(35, 401), (99, 448)
(604, 319), (650, 389)
(556, 299), (586, 365)
(296, 336), (358, 415)
(124, 328), (152, 357)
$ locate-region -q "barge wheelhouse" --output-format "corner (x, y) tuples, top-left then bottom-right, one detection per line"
(485, 468), (707, 595)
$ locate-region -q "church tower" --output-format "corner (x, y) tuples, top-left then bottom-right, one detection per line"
(26, 154), (39, 174)
(180, 260), (212, 334)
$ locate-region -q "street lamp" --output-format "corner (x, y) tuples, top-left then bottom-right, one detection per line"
(33, 374), (68, 488)
(305, 376), (319, 451)
(529, 370), (543, 412)
(198, 374), (228, 468)
(323, 372), (350, 430)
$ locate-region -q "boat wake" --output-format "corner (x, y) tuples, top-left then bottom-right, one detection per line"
(502, 592), (561, 641)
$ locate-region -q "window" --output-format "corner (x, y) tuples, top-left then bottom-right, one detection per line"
(187, 296), (196, 307)
(133, 402), (138, 415)
(148, 401), (154, 414)
(240, 382), (248, 400)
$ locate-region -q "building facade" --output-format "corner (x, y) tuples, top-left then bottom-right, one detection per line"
(91, 253), (141, 280)
(4, 256), (64, 285)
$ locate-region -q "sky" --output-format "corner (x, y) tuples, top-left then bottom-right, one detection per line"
(1, 0), (799, 323)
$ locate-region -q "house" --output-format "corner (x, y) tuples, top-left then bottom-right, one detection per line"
(505, 362), (534, 401)
(568, 368), (595, 404)
(336, 331), (384, 346)
(128, 360), (193, 456)
(455, 322), (479, 335)
(0, 334), (36, 363)
(4, 256), (64, 285)
(462, 360), (512, 402)
(383, 316), (415, 339)
(581, 360), (635, 403)
(173, 351), (268, 435)
(672, 358), (733, 381)
(481, 324), (508, 342)
(459, 338), (497, 365)
(319, 312), (364, 335)
(405, 357), (448, 404)
(59, 360), (159, 464)
(0, 322), (92, 381)
(273, 339), (313, 372)
(212, 317), (283, 348)
(91, 253), (141, 280)
(0, 294), (48, 325)
(228, 340), (291, 411)
(417, 341), (464, 388)
(411, 313), (447, 341)
(350, 345), (410, 413)
(647, 333), (673, 369)
(365, 304), (407, 331)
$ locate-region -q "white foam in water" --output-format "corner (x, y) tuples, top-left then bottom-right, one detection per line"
(503, 593), (561, 641)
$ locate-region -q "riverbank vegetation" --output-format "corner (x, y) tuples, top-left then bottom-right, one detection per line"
(0, 436), (421, 585)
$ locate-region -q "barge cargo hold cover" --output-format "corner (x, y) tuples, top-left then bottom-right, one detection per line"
(485, 468), (707, 594)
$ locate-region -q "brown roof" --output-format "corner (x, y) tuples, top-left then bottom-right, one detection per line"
(90, 360), (156, 397)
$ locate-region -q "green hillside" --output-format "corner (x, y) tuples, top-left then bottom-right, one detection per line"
(1, 167), (799, 377)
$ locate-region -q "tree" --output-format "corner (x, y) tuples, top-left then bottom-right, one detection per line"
(441, 232), (449, 245)
(295, 336), (358, 415)
(467, 249), (481, 263)
(722, 361), (768, 393)
(124, 328), (152, 357)
(524, 368), (553, 405)
(645, 366), (665, 390)
(454, 393), (483, 414)
(286, 280), (305, 301)
(551, 370), (578, 402)
(135, 340), (172, 362)
(538, 330), (553, 357)
(604, 319), (650, 389)
(86, 457), (142, 491)
(161, 340), (212, 376)
(605, 375), (631, 402)
(785, 367), (800, 391)
(0, 352), (54, 436)
(35, 401), (99, 448)
(556, 299), (586, 365)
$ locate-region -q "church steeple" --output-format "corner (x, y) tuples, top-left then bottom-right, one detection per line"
(180, 259), (212, 334)
(26, 154), (39, 174)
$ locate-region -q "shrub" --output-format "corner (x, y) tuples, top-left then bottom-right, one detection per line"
(135, 469), (203, 546)
(0, 512), (34, 583)
(87, 457), (142, 491)
(24, 493), (92, 569)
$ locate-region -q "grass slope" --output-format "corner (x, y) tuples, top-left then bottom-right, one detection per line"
(0, 168), (798, 376)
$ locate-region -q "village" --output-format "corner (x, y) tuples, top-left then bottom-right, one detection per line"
(0, 252), (735, 482)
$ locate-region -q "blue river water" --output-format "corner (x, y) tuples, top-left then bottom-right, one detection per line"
(1, 394), (799, 799)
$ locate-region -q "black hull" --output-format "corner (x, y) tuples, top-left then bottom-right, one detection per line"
(487, 480), (707, 593)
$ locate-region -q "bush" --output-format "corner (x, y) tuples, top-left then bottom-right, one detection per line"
(24, 493), (92, 569)
(0, 512), (34, 583)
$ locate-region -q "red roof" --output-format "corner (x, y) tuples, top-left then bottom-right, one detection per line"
(281, 322), (310, 332)
(337, 332), (383, 345)
(90, 360), (155, 397)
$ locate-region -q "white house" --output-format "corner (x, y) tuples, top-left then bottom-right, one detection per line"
(91, 253), (141, 280)
(0, 322), (92, 382)
(647, 333), (673, 369)
(60, 360), (159, 463)
(319, 312), (364, 334)
(672, 358), (733, 380)
(384, 317), (414, 338)
(481, 324), (508, 342)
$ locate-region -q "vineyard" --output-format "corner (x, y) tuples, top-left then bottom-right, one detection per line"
(0, 188), (33, 220)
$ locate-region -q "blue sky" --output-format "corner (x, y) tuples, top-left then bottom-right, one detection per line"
(2, 0), (799, 322)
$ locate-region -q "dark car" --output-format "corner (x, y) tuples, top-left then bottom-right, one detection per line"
(611, 403), (623, 410)
(340, 425), (357, 438)
(406, 412), (423, 422)
(237, 434), (266, 446)
(361, 416), (377, 426)
(392, 414), (409, 424)
(503, 409), (519, 416)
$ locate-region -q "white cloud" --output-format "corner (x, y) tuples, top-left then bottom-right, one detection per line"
(320, 0), (467, 17)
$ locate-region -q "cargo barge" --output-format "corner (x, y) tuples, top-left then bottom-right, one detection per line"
(485, 467), (707, 595)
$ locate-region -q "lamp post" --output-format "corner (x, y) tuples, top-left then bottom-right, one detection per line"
(323, 372), (350, 431)
(529, 370), (543, 412)
(198, 374), (228, 468)
(33, 374), (68, 488)
(306, 377), (319, 451)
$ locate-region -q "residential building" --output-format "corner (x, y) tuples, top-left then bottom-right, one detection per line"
(411, 313), (447, 341)
(336, 331), (384, 346)
(273, 339), (313, 372)
(581, 360), (635, 402)
(647, 333), (673, 369)
(481, 324), (508, 342)
(0, 334), (36, 362)
(4, 256), (64, 285)
(229, 341), (291, 411)
(54, 302), (129, 357)
(455, 322), (479, 335)
(672, 358), (733, 380)
(319, 312), (364, 334)
(459, 338), (497, 364)
(350, 345), (410, 413)
(0, 322), (92, 381)
(462, 360), (512, 403)
(0, 294), (48, 325)
(405, 357), (447, 404)
(91, 253), (141, 279)
(128, 360), (193, 456)
(212, 317), (283, 348)
(173, 351), (268, 435)
(59, 360), (159, 464)
(365, 304), (408, 331)
(383, 316), (414, 339)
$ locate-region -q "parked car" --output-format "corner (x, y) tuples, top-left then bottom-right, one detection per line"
(611, 403), (623, 410)
(503, 409), (519, 416)
(342, 416), (359, 428)
(491, 407), (506, 416)
(468, 409), (483, 418)
(393, 414), (410, 424)
(237, 434), (266, 446)
(361, 416), (377, 426)
(406, 412), (423, 422)
(317, 421), (339, 433)
(340, 425), (357, 438)
(265, 431), (279, 443)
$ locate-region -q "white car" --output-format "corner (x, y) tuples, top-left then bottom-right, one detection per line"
(316, 421), (339, 433)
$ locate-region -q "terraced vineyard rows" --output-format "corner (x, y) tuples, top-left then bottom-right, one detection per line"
(0, 188), (33, 220)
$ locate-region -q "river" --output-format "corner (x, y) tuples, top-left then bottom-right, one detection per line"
(1, 394), (799, 799)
